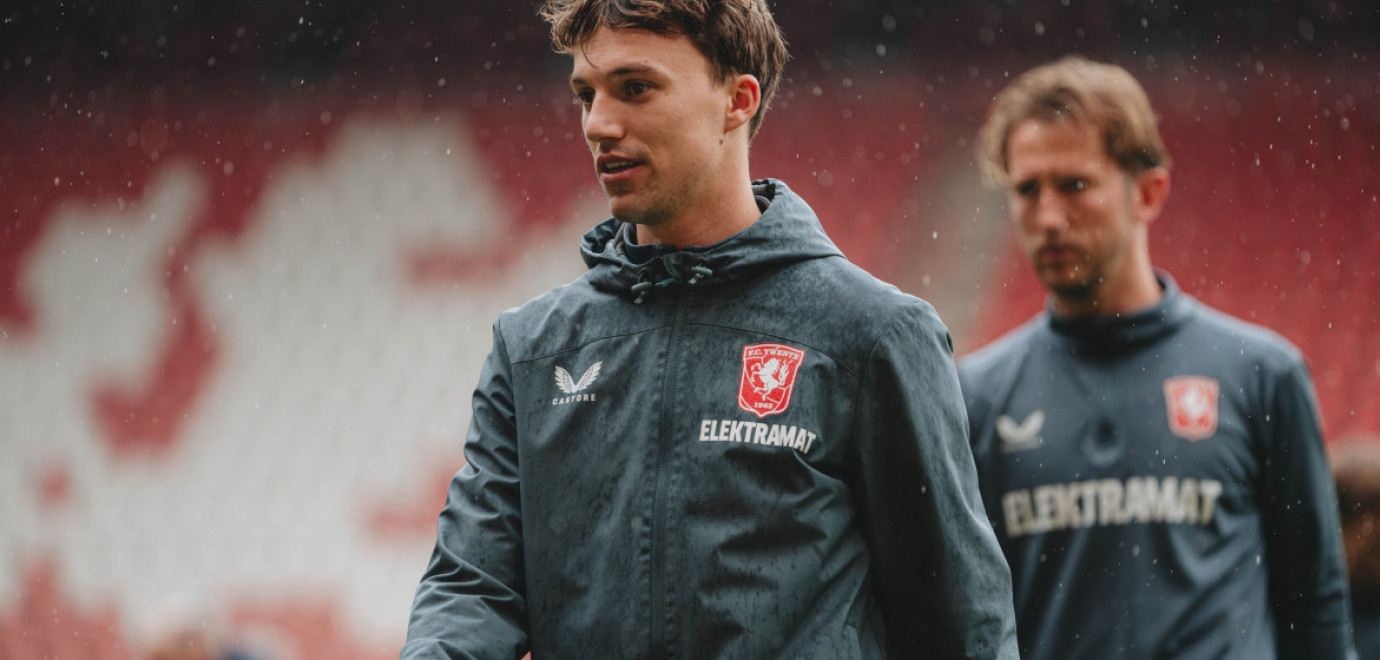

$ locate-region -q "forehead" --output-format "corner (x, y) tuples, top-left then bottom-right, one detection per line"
(1006, 118), (1117, 179)
(570, 26), (711, 85)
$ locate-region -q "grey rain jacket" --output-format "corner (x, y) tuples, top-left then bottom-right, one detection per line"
(403, 179), (1018, 659)
(959, 274), (1353, 659)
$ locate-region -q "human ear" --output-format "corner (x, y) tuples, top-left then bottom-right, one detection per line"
(1134, 166), (1171, 225)
(724, 74), (761, 134)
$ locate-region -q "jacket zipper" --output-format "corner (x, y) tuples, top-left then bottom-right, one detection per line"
(1097, 360), (1135, 656)
(650, 285), (687, 658)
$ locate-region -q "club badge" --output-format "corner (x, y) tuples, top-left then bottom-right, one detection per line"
(1163, 375), (1219, 441)
(738, 343), (805, 418)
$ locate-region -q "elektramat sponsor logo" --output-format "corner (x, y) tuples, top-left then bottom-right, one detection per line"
(552, 362), (601, 406)
(1001, 476), (1224, 538)
(698, 418), (819, 454)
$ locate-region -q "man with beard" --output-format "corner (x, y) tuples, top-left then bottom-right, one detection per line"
(958, 56), (1353, 659)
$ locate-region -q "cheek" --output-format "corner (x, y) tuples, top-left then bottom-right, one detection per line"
(1009, 201), (1035, 231)
(646, 112), (696, 151)
(1086, 192), (1130, 223)
(670, 98), (725, 142)
(1085, 189), (1113, 208)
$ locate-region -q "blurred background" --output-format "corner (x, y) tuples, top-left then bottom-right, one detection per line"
(1, 1), (1377, 657)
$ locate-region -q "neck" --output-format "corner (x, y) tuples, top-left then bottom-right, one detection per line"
(635, 182), (760, 247)
(635, 140), (759, 248)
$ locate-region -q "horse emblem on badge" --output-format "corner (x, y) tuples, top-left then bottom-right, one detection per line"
(1163, 375), (1219, 441)
(738, 343), (806, 418)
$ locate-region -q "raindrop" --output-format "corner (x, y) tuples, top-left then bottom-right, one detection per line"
(1297, 18), (1315, 43)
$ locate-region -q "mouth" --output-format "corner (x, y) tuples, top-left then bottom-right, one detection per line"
(1034, 245), (1086, 275)
(598, 157), (641, 174)
(1037, 244), (1075, 261)
(596, 155), (644, 187)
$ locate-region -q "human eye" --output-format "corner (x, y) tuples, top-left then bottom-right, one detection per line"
(625, 81), (652, 98)
(1014, 180), (1039, 198)
(1058, 178), (1088, 194)
(572, 88), (594, 106)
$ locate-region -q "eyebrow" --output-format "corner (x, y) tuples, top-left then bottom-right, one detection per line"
(570, 64), (659, 88)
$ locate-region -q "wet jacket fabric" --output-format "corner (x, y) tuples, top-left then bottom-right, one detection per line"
(958, 274), (1352, 660)
(403, 179), (1018, 659)
(1356, 593), (1380, 660)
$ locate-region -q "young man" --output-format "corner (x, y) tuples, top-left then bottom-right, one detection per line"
(1331, 438), (1380, 660)
(402, 1), (1017, 658)
(959, 55), (1353, 659)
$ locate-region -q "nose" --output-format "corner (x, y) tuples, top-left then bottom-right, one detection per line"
(1032, 187), (1068, 234)
(583, 96), (623, 144)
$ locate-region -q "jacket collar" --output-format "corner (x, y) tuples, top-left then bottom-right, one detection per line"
(1046, 271), (1196, 354)
(579, 179), (843, 302)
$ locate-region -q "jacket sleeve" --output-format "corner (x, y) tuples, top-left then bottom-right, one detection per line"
(401, 325), (528, 659)
(1259, 356), (1354, 658)
(848, 303), (1019, 659)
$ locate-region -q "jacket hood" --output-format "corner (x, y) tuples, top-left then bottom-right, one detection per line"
(579, 179), (843, 302)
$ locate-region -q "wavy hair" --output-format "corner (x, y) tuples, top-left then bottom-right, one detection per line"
(542, 0), (788, 139)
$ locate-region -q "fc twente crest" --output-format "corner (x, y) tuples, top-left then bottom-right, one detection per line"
(738, 343), (805, 419)
(1163, 375), (1219, 441)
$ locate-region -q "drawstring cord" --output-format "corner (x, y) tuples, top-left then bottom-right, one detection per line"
(631, 269), (654, 304)
(631, 259), (713, 304)
(686, 261), (713, 286)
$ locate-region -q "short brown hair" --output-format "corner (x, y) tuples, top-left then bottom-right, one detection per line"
(978, 56), (1171, 187)
(541, 0), (789, 139)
